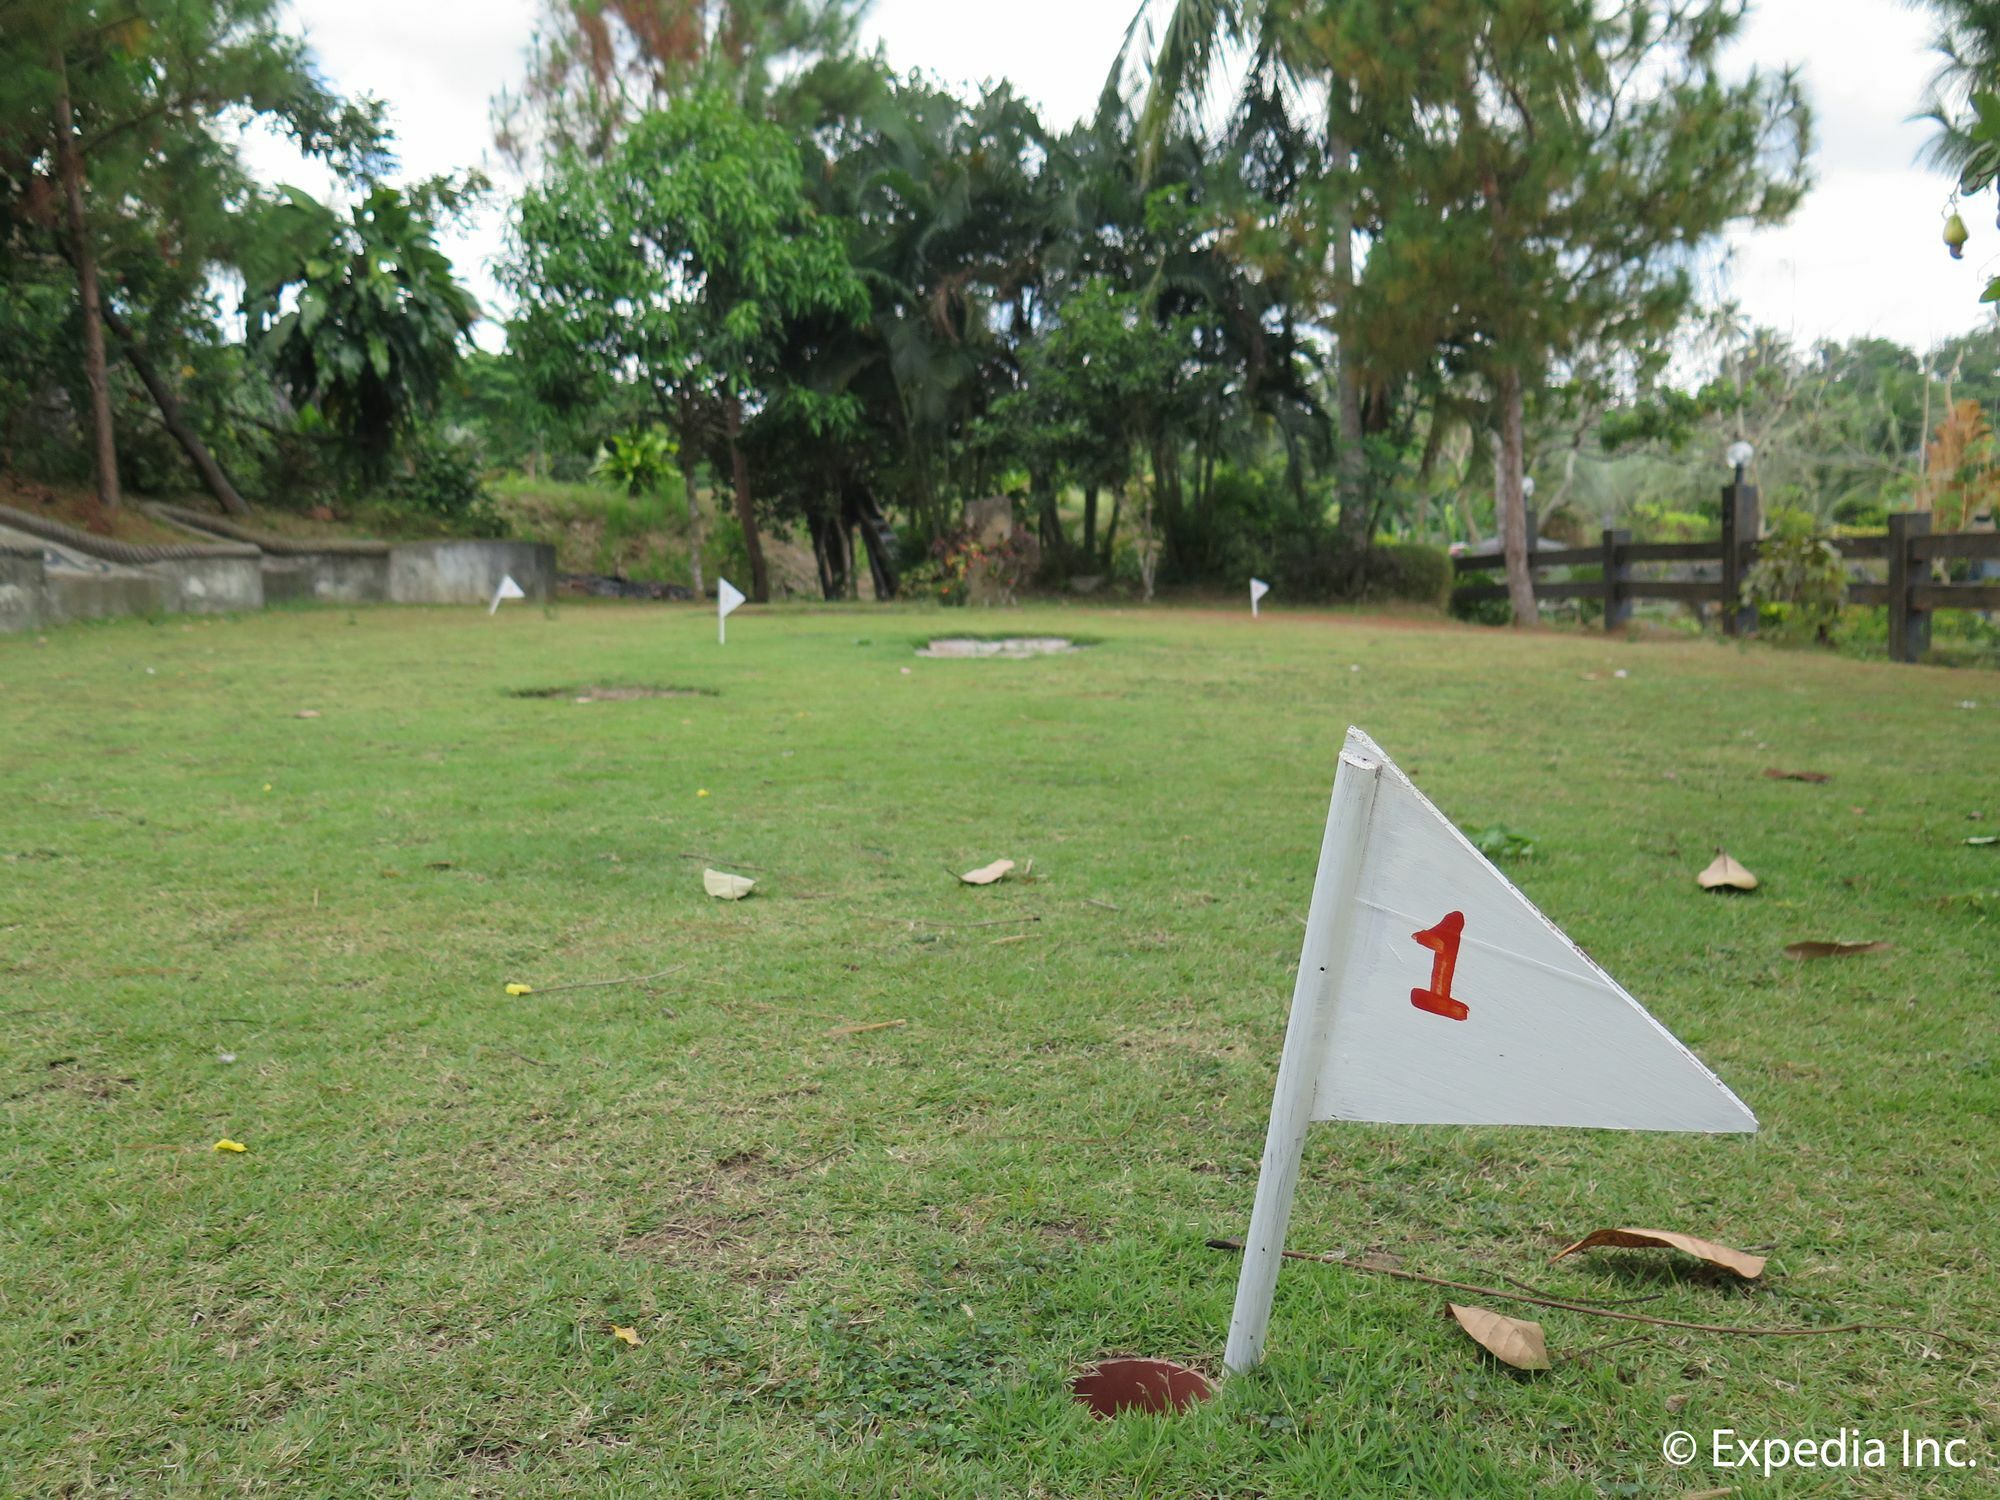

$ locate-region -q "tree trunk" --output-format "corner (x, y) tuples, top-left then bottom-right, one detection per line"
(102, 306), (252, 518)
(1100, 483), (1122, 569)
(1327, 126), (1367, 565)
(1495, 366), (1536, 627)
(51, 49), (119, 512)
(1032, 466), (1062, 561)
(678, 399), (705, 597)
(1082, 484), (1098, 555)
(724, 392), (768, 601)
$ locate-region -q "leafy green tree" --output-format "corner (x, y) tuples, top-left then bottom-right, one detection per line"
(1912, 1), (2000, 293)
(493, 0), (880, 168)
(243, 183), (482, 483)
(1436, 0), (1809, 625)
(1138, 0), (1807, 624)
(0, 0), (382, 509)
(508, 91), (867, 601)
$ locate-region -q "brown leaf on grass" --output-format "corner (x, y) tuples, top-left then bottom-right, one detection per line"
(958, 858), (1015, 886)
(1551, 1228), (1765, 1279)
(1762, 767), (1827, 782)
(1697, 852), (1758, 891)
(1782, 940), (1891, 961)
(1445, 1303), (1550, 1371)
(703, 868), (756, 900)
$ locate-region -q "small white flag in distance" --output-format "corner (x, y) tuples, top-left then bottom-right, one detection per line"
(1225, 727), (1754, 1374)
(489, 575), (526, 615)
(1250, 578), (1271, 616)
(717, 577), (746, 643)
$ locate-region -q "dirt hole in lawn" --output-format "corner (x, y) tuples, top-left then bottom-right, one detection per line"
(917, 637), (1080, 659)
(508, 684), (718, 701)
(1069, 1357), (1214, 1418)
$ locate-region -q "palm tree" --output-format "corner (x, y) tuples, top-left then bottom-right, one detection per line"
(1122, 0), (1374, 562)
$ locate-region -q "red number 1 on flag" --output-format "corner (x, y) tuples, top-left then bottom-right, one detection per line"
(1410, 910), (1469, 1021)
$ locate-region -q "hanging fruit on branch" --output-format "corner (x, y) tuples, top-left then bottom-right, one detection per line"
(1946, 212), (1970, 259)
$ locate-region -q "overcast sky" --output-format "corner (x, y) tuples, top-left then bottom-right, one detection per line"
(254, 0), (1997, 358)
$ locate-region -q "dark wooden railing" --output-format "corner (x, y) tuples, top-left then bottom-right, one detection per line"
(1450, 490), (1999, 662)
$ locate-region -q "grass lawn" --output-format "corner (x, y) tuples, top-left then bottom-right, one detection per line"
(2, 602), (1995, 1496)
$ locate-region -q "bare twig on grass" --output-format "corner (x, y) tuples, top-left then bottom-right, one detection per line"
(1204, 1239), (1978, 1350)
(1499, 1271), (1661, 1307)
(913, 915), (1041, 930)
(825, 1018), (906, 1037)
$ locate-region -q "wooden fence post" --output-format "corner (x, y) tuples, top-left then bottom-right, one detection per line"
(1718, 480), (1760, 636)
(1602, 528), (1631, 633)
(1887, 511), (1932, 664)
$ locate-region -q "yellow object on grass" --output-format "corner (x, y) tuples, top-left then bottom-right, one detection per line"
(213, 1139), (247, 1153)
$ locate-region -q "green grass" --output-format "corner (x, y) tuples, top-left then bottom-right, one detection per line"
(3, 603), (1995, 1496)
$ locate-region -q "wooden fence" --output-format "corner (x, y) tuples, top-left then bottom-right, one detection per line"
(1450, 487), (2000, 662)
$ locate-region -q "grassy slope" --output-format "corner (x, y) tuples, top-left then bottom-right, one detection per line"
(1, 604), (1994, 1497)
(487, 475), (693, 582)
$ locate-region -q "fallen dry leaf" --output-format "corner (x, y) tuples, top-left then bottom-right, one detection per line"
(1762, 768), (1828, 783)
(1551, 1228), (1765, 1279)
(295, 709), (321, 720)
(703, 868), (756, 900)
(213, 1138), (247, 1153)
(1968, 835), (1998, 847)
(611, 1324), (641, 1346)
(958, 858), (1015, 886)
(1697, 851), (1758, 892)
(1446, 1303), (1550, 1371)
(1783, 939), (1891, 961)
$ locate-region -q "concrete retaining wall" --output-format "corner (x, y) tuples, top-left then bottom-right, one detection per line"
(150, 555), (264, 614)
(0, 547), (47, 633)
(389, 541), (557, 605)
(48, 567), (169, 624)
(263, 553), (391, 604)
(0, 520), (557, 634)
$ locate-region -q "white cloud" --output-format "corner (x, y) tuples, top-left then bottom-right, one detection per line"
(252, 0), (1997, 355)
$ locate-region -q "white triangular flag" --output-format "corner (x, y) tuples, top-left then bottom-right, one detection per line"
(1250, 577), (1270, 616)
(489, 575), (526, 615)
(1225, 727), (1753, 1373)
(717, 577), (746, 643)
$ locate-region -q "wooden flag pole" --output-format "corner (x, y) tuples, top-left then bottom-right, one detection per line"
(1224, 746), (1381, 1374)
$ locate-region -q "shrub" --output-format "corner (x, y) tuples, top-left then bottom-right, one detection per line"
(706, 510), (751, 591)
(1272, 535), (1451, 607)
(387, 432), (507, 535)
(1449, 568), (1514, 626)
(1743, 506), (1844, 642)
(1359, 542), (1452, 607)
